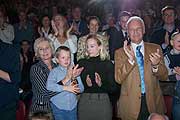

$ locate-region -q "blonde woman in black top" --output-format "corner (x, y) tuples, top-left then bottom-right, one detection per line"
(78, 34), (118, 120)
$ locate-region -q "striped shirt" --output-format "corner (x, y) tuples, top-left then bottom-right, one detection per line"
(30, 60), (58, 113)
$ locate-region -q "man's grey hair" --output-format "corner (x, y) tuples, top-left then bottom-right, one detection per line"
(126, 16), (145, 32)
(147, 113), (169, 120)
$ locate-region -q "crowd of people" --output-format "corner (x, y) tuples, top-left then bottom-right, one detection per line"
(0, 0), (180, 120)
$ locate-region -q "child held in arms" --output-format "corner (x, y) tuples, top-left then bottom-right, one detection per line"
(46, 46), (84, 120)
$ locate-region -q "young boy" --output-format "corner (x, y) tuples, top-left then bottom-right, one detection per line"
(165, 32), (180, 120)
(164, 32), (180, 80)
(46, 46), (84, 120)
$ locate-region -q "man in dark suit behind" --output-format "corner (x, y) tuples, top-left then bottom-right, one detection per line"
(150, 6), (180, 53)
(107, 11), (131, 60)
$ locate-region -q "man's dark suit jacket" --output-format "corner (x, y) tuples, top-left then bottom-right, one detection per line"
(106, 27), (125, 60)
(0, 40), (20, 108)
(150, 27), (179, 53)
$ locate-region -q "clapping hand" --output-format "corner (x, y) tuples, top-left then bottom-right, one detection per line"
(51, 20), (58, 36)
(149, 49), (161, 66)
(66, 24), (73, 39)
(85, 73), (102, 87)
(86, 75), (92, 87)
(174, 67), (180, 75)
(123, 40), (135, 62)
(72, 64), (84, 79)
(63, 64), (83, 85)
(71, 64), (83, 86)
(95, 72), (102, 87)
(63, 65), (81, 94)
(38, 26), (43, 37)
(64, 66), (73, 83)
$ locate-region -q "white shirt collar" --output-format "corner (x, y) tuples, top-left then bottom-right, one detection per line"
(42, 27), (50, 37)
(131, 40), (144, 56)
(163, 24), (175, 33)
(122, 29), (127, 37)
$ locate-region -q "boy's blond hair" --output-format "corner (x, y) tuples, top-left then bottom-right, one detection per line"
(55, 46), (71, 58)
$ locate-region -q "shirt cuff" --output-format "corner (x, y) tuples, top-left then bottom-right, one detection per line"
(57, 80), (63, 85)
(161, 43), (168, 49)
(128, 59), (135, 65)
(152, 65), (159, 73)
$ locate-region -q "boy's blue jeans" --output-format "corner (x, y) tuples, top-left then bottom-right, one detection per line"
(50, 103), (77, 120)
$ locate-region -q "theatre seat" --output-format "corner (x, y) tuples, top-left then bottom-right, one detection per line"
(164, 95), (173, 120)
(16, 101), (26, 120)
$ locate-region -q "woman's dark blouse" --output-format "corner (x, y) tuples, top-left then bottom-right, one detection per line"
(30, 60), (58, 113)
(78, 56), (118, 94)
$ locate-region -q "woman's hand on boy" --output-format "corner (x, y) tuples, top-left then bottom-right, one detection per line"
(63, 84), (80, 94)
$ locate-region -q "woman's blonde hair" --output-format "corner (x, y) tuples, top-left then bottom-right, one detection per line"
(52, 14), (69, 39)
(171, 31), (180, 41)
(33, 37), (55, 58)
(85, 34), (110, 61)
